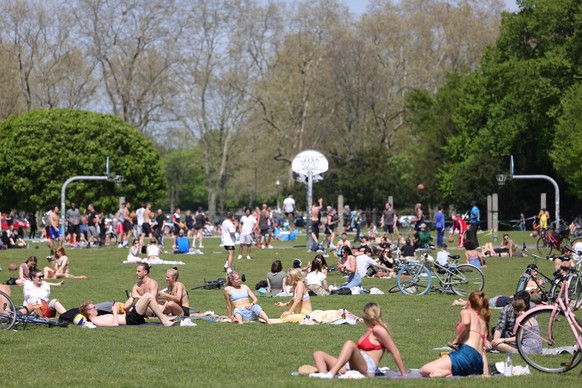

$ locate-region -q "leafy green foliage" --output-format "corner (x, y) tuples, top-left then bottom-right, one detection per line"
(551, 82), (582, 197)
(0, 109), (167, 212)
(408, 0), (582, 215)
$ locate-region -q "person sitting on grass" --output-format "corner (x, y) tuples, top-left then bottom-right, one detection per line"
(481, 234), (518, 257)
(22, 270), (66, 317)
(337, 246), (359, 288)
(305, 258), (329, 296)
(275, 268), (313, 323)
(224, 271), (271, 324)
(79, 293), (176, 327)
(489, 291), (537, 353)
(464, 241), (485, 268)
(173, 230), (190, 254)
(146, 238), (161, 260)
(16, 256), (38, 286)
(420, 291), (490, 377)
(124, 263), (159, 312)
(310, 302), (407, 378)
(159, 267), (190, 316)
(43, 247), (87, 279)
(266, 260), (287, 295)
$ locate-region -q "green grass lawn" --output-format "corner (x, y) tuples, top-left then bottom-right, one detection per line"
(0, 230), (580, 387)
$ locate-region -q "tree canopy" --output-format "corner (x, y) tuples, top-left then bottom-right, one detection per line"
(0, 109), (166, 212)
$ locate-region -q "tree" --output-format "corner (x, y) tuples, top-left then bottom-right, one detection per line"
(71, 0), (182, 138)
(432, 0), (582, 215)
(0, 109), (167, 212)
(550, 82), (582, 197)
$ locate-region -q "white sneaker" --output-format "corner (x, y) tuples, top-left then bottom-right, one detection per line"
(267, 245), (273, 249)
(199, 244), (204, 248)
(246, 256), (251, 260)
(118, 244), (123, 248)
(237, 255), (243, 260)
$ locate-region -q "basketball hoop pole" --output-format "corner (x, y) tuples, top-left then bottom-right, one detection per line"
(512, 174), (560, 228)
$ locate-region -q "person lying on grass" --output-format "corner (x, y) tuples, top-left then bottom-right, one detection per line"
(420, 291), (490, 377)
(79, 293), (176, 327)
(159, 267), (190, 316)
(310, 302), (407, 378)
(275, 268), (313, 323)
(224, 271), (271, 324)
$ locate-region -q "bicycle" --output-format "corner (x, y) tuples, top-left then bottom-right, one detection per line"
(537, 226), (571, 256)
(0, 290), (68, 330)
(395, 253), (484, 296)
(514, 266), (582, 373)
(520, 244), (582, 309)
(518, 244), (558, 303)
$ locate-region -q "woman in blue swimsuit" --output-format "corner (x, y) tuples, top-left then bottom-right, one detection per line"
(421, 291), (490, 377)
(224, 271), (271, 324)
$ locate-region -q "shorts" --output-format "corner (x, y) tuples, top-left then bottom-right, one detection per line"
(194, 225), (204, 230)
(233, 304), (263, 321)
(260, 228), (270, 237)
(383, 224), (394, 234)
(123, 221), (133, 235)
(311, 221), (320, 237)
(142, 223), (152, 236)
(125, 307), (146, 326)
(117, 223), (125, 234)
(325, 225), (334, 235)
(347, 351), (377, 374)
(285, 212), (294, 219)
(68, 224), (81, 235)
(87, 226), (99, 237)
(40, 300), (57, 318)
(49, 226), (60, 240)
(240, 234), (253, 245)
(224, 245), (235, 251)
(449, 343), (483, 376)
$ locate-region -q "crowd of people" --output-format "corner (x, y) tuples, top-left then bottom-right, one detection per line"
(1, 195), (566, 380)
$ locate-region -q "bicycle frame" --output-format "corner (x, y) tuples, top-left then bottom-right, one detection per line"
(514, 273), (582, 350)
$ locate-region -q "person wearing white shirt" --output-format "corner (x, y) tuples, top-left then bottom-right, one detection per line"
(355, 248), (390, 284)
(436, 244), (450, 267)
(283, 194), (296, 231)
(22, 270), (66, 317)
(238, 207), (257, 260)
(222, 212), (236, 272)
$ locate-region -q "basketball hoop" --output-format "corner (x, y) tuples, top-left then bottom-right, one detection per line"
(496, 174), (507, 186)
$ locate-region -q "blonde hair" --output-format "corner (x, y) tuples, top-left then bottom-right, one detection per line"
(362, 302), (388, 332)
(286, 268), (305, 287)
(166, 267), (179, 280)
(226, 271), (241, 287)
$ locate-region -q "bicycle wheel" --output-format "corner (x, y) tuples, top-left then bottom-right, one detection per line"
(0, 291), (17, 331)
(450, 264), (484, 296)
(515, 308), (582, 373)
(397, 263), (431, 295)
(537, 237), (551, 255)
(550, 275), (582, 310)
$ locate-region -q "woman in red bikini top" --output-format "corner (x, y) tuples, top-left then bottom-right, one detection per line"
(310, 302), (407, 379)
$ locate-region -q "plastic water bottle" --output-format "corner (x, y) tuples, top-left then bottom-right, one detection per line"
(504, 353), (513, 376)
(290, 371), (299, 376)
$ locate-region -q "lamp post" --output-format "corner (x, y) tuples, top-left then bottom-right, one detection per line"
(276, 178), (281, 213)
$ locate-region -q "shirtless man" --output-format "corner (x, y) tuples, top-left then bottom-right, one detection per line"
(311, 198), (323, 245)
(48, 206), (63, 253)
(124, 263), (159, 312)
(79, 294), (176, 327)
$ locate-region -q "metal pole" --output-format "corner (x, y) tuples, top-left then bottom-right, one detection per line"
(60, 176), (109, 236)
(306, 171), (313, 251)
(512, 175), (560, 228)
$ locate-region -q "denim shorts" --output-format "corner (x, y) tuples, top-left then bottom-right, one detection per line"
(449, 343), (483, 376)
(347, 351), (377, 374)
(233, 304), (263, 321)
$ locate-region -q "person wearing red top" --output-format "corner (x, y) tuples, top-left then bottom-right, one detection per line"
(310, 303), (407, 379)
(450, 214), (467, 249)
